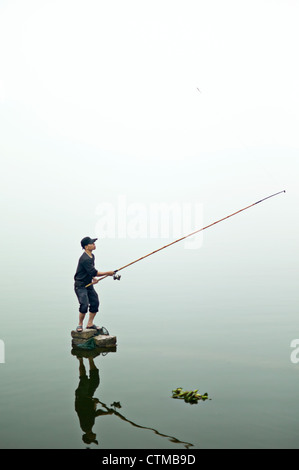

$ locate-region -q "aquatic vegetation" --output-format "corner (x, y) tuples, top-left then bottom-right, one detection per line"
(172, 387), (209, 404)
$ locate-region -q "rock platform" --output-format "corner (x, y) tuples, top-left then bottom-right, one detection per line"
(71, 328), (117, 350)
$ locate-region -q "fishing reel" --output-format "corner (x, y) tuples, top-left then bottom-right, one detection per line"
(113, 270), (121, 281)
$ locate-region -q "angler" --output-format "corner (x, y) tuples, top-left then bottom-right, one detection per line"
(74, 237), (115, 333)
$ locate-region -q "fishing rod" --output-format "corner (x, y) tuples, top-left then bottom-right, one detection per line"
(85, 190), (286, 287)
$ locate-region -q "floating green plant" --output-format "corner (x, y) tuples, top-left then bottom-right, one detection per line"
(172, 387), (210, 404)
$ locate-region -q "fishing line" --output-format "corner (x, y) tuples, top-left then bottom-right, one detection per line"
(85, 190), (286, 287)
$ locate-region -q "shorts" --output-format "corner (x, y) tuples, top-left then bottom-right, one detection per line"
(74, 285), (100, 314)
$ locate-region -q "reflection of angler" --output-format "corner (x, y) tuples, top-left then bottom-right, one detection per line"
(74, 357), (193, 448)
(75, 357), (113, 446)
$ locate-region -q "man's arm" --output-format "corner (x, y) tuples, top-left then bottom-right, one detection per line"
(82, 257), (114, 280)
(95, 270), (115, 277)
(90, 271), (114, 286)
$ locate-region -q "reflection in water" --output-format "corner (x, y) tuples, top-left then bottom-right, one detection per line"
(72, 349), (193, 449)
(75, 356), (105, 445)
(97, 400), (194, 449)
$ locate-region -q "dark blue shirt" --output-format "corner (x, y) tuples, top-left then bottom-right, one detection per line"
(74, 252), (98, 287)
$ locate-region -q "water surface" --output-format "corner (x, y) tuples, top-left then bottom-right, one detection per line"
(0, 233), (298, 449)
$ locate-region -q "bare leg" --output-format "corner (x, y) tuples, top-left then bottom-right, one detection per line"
(87, 312), (97, 328)
(78, 312), (86, 330)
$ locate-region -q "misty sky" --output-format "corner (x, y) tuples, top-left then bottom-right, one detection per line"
(0, 0), (298, 283)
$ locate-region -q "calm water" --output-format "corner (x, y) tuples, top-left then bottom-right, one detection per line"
(0, 217), (298, 449)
